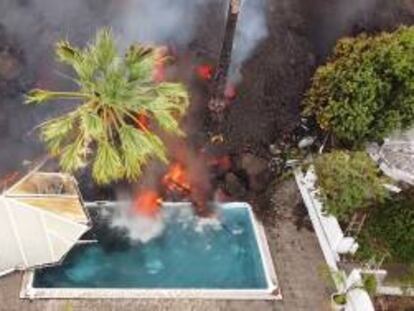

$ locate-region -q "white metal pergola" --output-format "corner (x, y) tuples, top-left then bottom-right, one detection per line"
(0, 165), (90, 277)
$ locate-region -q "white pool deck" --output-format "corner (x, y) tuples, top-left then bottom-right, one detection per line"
(20, 202), (281, 300)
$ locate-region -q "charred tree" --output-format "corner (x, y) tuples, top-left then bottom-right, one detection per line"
(208, 0), (241, 138)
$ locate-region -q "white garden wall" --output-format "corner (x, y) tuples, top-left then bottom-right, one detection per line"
(294, 168), (359, 270)
(294, 168), (375, 311)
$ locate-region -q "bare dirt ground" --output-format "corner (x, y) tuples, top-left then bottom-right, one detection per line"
(375, 295), (414, 311)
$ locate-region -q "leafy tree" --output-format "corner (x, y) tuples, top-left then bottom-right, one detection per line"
(314, 151), (388, 221)
(303, 26), (414, 146)
(26, 29), (189, 184)
(358, 188), (414, 264)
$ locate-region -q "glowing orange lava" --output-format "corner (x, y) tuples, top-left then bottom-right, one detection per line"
(162, 163), (191, 194)
(196, 64), (214, 80)
(133, 190), (163, 217)
(135, 113), (150, 131)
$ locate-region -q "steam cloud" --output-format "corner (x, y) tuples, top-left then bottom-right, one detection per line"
(109, 201), (165, 244)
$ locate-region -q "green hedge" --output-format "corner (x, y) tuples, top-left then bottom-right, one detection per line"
(303, 26), (414, 147)
(358, 188), (414, 264)
(314, 151), (388, 222)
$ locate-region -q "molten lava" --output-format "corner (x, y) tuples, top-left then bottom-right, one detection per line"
(133, 190), (163, 217)
(162, 163), (191, 194)
(135, 113), (150, 131)
(196, 64), (214, 81)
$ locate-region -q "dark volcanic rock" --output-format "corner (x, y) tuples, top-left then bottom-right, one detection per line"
(0, 49), (22, 81)
(224, 172), (247, 198)
(240, 153), (268, 177)
(237, 153), (272, 193)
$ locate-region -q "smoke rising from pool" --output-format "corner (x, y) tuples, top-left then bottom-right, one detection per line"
(109, 200), (165, 244)
(107, 201), (224, 244)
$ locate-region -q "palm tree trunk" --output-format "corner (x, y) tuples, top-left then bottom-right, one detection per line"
(208, 0), (241, 133)
(213, 0), (240, 97)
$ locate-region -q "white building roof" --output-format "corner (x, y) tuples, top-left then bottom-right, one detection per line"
(368, 129), (414, 185)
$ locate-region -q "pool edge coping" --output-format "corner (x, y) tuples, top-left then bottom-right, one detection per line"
(20, 202), (282, 300)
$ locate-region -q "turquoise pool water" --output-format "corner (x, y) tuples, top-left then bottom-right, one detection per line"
(33, 206), (268, 289)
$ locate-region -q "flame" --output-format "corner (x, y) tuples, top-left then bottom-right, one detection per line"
(196, 64), (214, 80)
(133, 189), (163, 217)
(162, 163), (191, 194)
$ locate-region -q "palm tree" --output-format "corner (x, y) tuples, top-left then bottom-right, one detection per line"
(26, 29), (189, 184)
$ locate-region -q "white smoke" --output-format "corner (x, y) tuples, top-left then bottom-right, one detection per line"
(0, 0), (110, 67)
(112, 0), (221, 48)
(0, 0), (269, 84)
(106, 199), (225, 243)
(114, 0), (268, 83)
(229, 0), (268, 83)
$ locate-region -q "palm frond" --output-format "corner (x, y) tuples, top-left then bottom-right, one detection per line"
(41, 116), (75, 155)
(91, 28), (118, 70)
(92, 141), (124, 184)
(150, 109), (184, 136)
(27, 28), (189, 185)
(80, 110), (106, 140)
(147, 82), (189, 115)
(119, 125), (146, 180)
(25, 89), (59, 104)
(59, 137), (86, 172)
(126, 45), (156, 82)
(55, 40), (82, 66)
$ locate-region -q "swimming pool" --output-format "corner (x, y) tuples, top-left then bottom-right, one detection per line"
(21, 202), (279, 299)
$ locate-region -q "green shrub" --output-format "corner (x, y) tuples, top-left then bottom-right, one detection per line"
(303, 26), (414, 147)
(314, 151), (388, 221)
(358, 188), (414, 264)
(361, 274), (378, 296)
